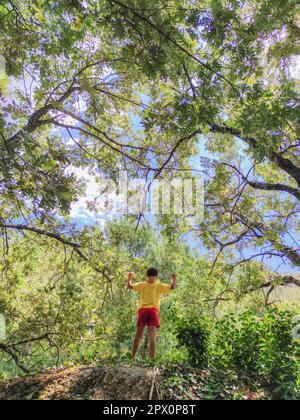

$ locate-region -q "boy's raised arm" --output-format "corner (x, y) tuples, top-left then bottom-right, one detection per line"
(127, 271), (135, 289)
(170, 273), (177, 290)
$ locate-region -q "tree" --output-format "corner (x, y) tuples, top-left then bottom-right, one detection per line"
(0, 1), (299, 293)
(110, 0), (300, 289)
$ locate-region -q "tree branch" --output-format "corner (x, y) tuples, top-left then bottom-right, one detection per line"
(247, 180), (300, 200)
(210, 123), (300, 187)
(246, 274), (300, 292)
(0, 223), (80, 248)
(153, 130), (201, 180)
(0, 344), (29, 373)
(0, 223), (113, 282)
(108, 0), (239, 91)
(222, 162), (300, 200)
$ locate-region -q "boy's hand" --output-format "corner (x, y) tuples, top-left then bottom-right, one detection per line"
(127, 272), (135, 290)
(170, 273), (177, 290)
(128, 271), (135, 280)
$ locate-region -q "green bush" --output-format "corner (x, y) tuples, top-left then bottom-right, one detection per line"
(176, 317), (211, 367)
(176, 308), (300, 400)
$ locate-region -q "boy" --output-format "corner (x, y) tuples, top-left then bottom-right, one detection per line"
(127, 267), (176, 359)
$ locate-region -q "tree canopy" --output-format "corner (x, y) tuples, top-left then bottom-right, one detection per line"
(1, 0), (299, 285)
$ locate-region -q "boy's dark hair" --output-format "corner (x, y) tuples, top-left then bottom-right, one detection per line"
(146, 267), (159, 277)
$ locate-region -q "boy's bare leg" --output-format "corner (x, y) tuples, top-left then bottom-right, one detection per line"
(132, 326), (145, 358)
(148, 326), (157, 359)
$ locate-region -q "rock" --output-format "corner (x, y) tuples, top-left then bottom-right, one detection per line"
(0, 365), (161, 400)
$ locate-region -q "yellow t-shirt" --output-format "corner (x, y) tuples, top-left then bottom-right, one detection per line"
(132, 281), (171, 310)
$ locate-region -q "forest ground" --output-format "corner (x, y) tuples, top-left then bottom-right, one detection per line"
(0, 363), (266, 400)
(0, 365), (161, 400)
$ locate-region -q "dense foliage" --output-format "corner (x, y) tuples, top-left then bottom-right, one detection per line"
(0, 0), (299, 286)
(0, 0), (299, 400)
(175, 308), (300, 399)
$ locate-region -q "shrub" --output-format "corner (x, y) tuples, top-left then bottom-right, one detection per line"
(212, 308), (300, 399)
(176, 317), (211, 367)
(176, 308), (300, 399)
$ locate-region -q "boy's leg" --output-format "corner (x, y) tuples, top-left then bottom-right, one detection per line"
(148, 326), (157, 359)
(132, 326), (145, 358)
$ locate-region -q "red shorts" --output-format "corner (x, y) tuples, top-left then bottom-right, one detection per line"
(137, 308), (160, 328)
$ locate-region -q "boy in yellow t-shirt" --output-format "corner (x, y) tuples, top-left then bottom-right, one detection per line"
(127, 267), (177, 359)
